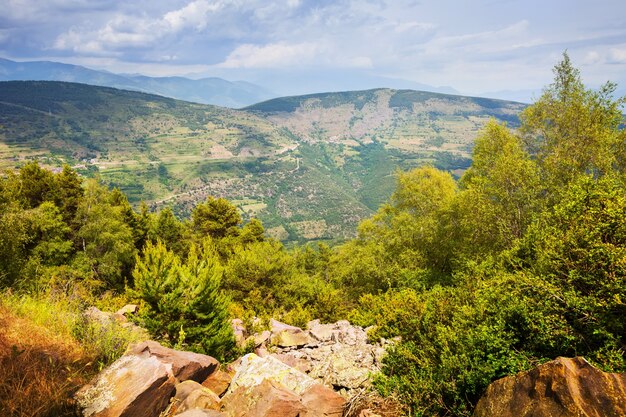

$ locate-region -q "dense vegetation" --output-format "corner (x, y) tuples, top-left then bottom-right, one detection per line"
(1, 54), (624, 416)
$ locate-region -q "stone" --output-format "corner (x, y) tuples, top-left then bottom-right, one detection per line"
(176, 411), (226, 417)
(271, 353), (312, 374)
(272, 330), (311, 348)
(176, 387), (221, 414)
(75, 353), (176, 417)
(227, 353), (317, 396)
(116, 304), (139, 316)
(301, 384), (346, 417)
(473, 356), (626, 417)
(308, 322), (336, 343)
(174, 380), (205, 403)
(270, 319), (302, 333)
(221, 379), (305, 417)
(269, 319), (311, 348)
(202, 369), (232, 397)
(231, 319), (247, 347)
(128, 340), (219, 382)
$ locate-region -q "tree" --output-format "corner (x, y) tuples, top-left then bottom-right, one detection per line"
(151, 207), (188, 256)
(457, 120), (541, 255)
(74, 180), (136, 288)
(191, 197), (241, 239)
(133, 242), (234, 359)
(520, 52), (626, 191)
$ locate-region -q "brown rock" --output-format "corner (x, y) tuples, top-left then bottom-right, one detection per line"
(202, 369), (232, 397)
(473, 356), (626, 417)
(174, 380), (206, 403)
(177, 387), (221, 414)
(75, 353), (176, 417)
(301, 384), (346, 417)
(221, 379), (305, 417)
(128, 341), (219, 382)
(176, 411), (227, 417)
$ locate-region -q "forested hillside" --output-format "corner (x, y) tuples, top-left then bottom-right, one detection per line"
(0, 82), (523, 243)
(1, 54), (625, 416)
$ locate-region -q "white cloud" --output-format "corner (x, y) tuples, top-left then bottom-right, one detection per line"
(218, 42), (324, 68)
(52, 0), (227, 54)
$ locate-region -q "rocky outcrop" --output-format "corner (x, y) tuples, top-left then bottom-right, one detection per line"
(271, 320), (388, 394)
(75, 341), (219, 417)
(473, 356), (626, 417)
(76, 317), (384, 417)
(234, 319), (390, 396)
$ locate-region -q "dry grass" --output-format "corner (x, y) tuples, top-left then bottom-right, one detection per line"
(343, 388), (407, 417)
(0, 304), (95, 417)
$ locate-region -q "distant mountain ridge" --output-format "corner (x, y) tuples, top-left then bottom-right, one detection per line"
(0, 58), (274, 108)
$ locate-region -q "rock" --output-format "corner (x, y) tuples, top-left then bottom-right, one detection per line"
(308, 322), (336, 343)
(270, 319), (302, 333)
(75, 352), (177, 417)
(128, 341), (219, 382)
(231, 319), (247, 347)
(176, 387), (221, 414)
(272, 330), (311, 348)
(176, 411), (226, 417)
(174, 380), (206, 403)
(221, 379), (306, 417)
(227, 353), (317, 396)
(116, 304), (139, 316)
(301, 384), (346, 417)
(270, 319), (311, 348)
(473, 356), (626, 417)
(202, 369), (232, 397)
(271, 352), (312, 374)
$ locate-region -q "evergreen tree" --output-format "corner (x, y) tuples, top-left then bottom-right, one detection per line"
(133, 242), (234, 359)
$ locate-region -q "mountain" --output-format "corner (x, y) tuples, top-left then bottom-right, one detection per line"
(0, 58), (274, 108)
(0, 81), (525, 243)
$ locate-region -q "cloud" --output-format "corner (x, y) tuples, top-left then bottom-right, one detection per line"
(218, 42), (324, 68)
(52, 0), (228, 54)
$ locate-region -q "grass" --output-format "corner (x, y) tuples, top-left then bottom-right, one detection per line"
(0, 291), (147, 417)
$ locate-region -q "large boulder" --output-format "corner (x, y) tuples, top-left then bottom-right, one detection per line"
(227, 353), (317, 396)
(76, 341), (220, 417)
(128, 341), (219, 382)
(301, 384), (346, 417)
(473, 356), (626, 417)
(221, 379), (306, 417)
(75, 353), (177, 417)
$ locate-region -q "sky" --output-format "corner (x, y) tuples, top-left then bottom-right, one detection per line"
(1, 0), (626, 100)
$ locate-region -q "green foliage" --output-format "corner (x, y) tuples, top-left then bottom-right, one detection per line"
(132, 241), (234, 360)
(520, 52), (626, 189)
(191, 196), (242, 239)
(74, 180), (136, 289)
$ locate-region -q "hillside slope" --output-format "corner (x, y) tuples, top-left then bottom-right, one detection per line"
(0, 82), (525, 242)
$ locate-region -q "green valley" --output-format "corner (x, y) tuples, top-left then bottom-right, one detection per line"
(0, 81), (525, 243)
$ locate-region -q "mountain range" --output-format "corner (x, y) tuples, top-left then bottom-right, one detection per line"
(0, 58), (274, 108)
(0, 81), (525, 243)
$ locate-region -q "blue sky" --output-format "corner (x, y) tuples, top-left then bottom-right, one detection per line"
(1, 0), (625, 100)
